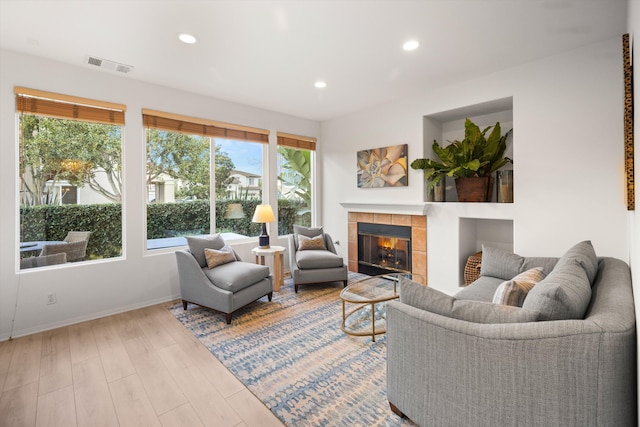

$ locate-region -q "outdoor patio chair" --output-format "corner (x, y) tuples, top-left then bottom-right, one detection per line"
(40, 240), (88, 262)
(20, 253), (67, 269)
(64, 231), (92, 243)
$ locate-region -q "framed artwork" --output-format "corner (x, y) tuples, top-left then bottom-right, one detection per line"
(623, 33), (635, 211)
(357, 144), (408, 188)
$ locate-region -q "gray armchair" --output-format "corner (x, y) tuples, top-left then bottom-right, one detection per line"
(288, 226), (348, 293)
(175, 234), (273, 324)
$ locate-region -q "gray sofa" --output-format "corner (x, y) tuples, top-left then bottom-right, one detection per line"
(387, 241), (636, 427)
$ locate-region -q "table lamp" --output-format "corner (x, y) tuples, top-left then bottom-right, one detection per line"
(252, 204), (276, 249)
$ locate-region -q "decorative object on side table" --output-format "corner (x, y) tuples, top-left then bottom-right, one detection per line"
(356, 144), (408, 188)
(411, 118), (512, 202)
(252, 204), (276, 248)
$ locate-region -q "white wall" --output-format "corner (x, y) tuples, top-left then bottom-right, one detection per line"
(320, 36), (629, 295)
(0, 49), (319, 340)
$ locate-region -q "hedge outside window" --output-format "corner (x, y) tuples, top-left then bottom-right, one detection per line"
(16, 87), (125, 267)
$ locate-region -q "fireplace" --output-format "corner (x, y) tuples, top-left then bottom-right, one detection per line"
(357, 222), (411, 276)
(348, 212), (427, 284)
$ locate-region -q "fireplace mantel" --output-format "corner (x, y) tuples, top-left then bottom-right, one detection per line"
(340, 202), (426, 216)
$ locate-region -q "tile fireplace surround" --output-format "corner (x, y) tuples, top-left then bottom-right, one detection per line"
(348, 212), (427, 284)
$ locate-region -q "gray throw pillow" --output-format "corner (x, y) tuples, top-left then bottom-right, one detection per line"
(186, 234), (226, 268)
(400, 277), (540, 324)
(480, 245), (525, 280)
(554, 240), (598, 284)
(522, 259), (592, 320)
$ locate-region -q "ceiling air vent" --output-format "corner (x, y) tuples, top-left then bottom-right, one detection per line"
(85, 55), (133, 74)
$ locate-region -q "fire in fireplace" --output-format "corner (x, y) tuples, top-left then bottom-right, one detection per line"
(357, 222), (412, 276)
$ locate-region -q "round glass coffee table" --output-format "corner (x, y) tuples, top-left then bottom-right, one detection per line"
(340, 273), (410, 342)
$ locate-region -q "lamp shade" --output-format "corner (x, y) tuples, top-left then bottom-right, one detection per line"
(252, 204), (276, 223)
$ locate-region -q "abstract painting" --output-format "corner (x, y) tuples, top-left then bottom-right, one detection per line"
(357, 144), (408, 188)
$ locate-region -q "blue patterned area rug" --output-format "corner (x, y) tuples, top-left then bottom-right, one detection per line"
(168, 272), (416, 427)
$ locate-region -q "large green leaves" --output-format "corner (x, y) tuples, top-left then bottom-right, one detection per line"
(410, 118), (512, 191)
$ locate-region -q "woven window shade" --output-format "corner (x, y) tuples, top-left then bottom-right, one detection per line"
(142, 109), (269, 143)
(15, 87), (126, 125)
(277, 132), (316, 151)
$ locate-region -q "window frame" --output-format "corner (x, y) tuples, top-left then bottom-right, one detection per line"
(15, 86), (126, 269)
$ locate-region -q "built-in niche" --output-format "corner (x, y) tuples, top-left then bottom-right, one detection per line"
(420, 97), (515, 287)
(458, 217), (513, 286)
(422, 97), (514, 203)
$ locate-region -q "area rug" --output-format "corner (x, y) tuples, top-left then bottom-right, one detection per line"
(168, 273), (415, 426)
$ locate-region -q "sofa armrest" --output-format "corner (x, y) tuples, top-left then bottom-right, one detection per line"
(287, 234), (299, 274)
(386, 300), (636, 426)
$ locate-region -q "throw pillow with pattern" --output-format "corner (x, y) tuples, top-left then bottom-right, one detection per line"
(298, 234), (327, 251)
(492, 267), (546, 307)
(204, 245), (237, 269)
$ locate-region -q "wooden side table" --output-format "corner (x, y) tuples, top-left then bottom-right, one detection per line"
(251, 245), (285, 291)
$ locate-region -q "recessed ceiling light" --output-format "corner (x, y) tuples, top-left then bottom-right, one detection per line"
(314, 81), (327, 89)
(402, 40), (420, 51)
(178, 33), (197, 44)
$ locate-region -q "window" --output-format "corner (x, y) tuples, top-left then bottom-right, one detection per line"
(16, 87), (125, 268)
(277, 132), (316, 235)
(214, 138), (267, 240)
(143, 110), (269, 249)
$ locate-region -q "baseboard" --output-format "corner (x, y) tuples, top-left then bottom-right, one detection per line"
(3, 293), (182, 341)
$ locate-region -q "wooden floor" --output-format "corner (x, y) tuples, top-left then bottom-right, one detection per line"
(0, 302), (285, 427)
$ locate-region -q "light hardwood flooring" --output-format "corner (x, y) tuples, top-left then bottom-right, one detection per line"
(0, 302), (285, 427)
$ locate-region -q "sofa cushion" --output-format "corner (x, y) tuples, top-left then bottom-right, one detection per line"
(203, 261), (270, 293)
(492, 267), (546, 307)
(298, 234), (327, 251)
(480, 246), (524, 280)
(204, 245), (236, 269)
(522, 260), (592, 320)
(400, 278), (541, 324)
(554, 240), (598, 284)
(296, 249), (343, 269)
(186, 234), (226, 268)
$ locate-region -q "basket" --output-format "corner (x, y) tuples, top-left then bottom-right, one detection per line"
(463, 251), (483, 286)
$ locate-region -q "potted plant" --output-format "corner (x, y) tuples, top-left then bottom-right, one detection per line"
(411, 118), (512, 202)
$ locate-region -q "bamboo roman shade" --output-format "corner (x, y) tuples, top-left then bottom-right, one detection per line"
(277, 132), (317, 151)
(15, 87), (126, 125)
(142, 109), (269, 143)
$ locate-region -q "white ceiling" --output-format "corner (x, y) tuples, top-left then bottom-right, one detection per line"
(0, 0), (628, 121)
